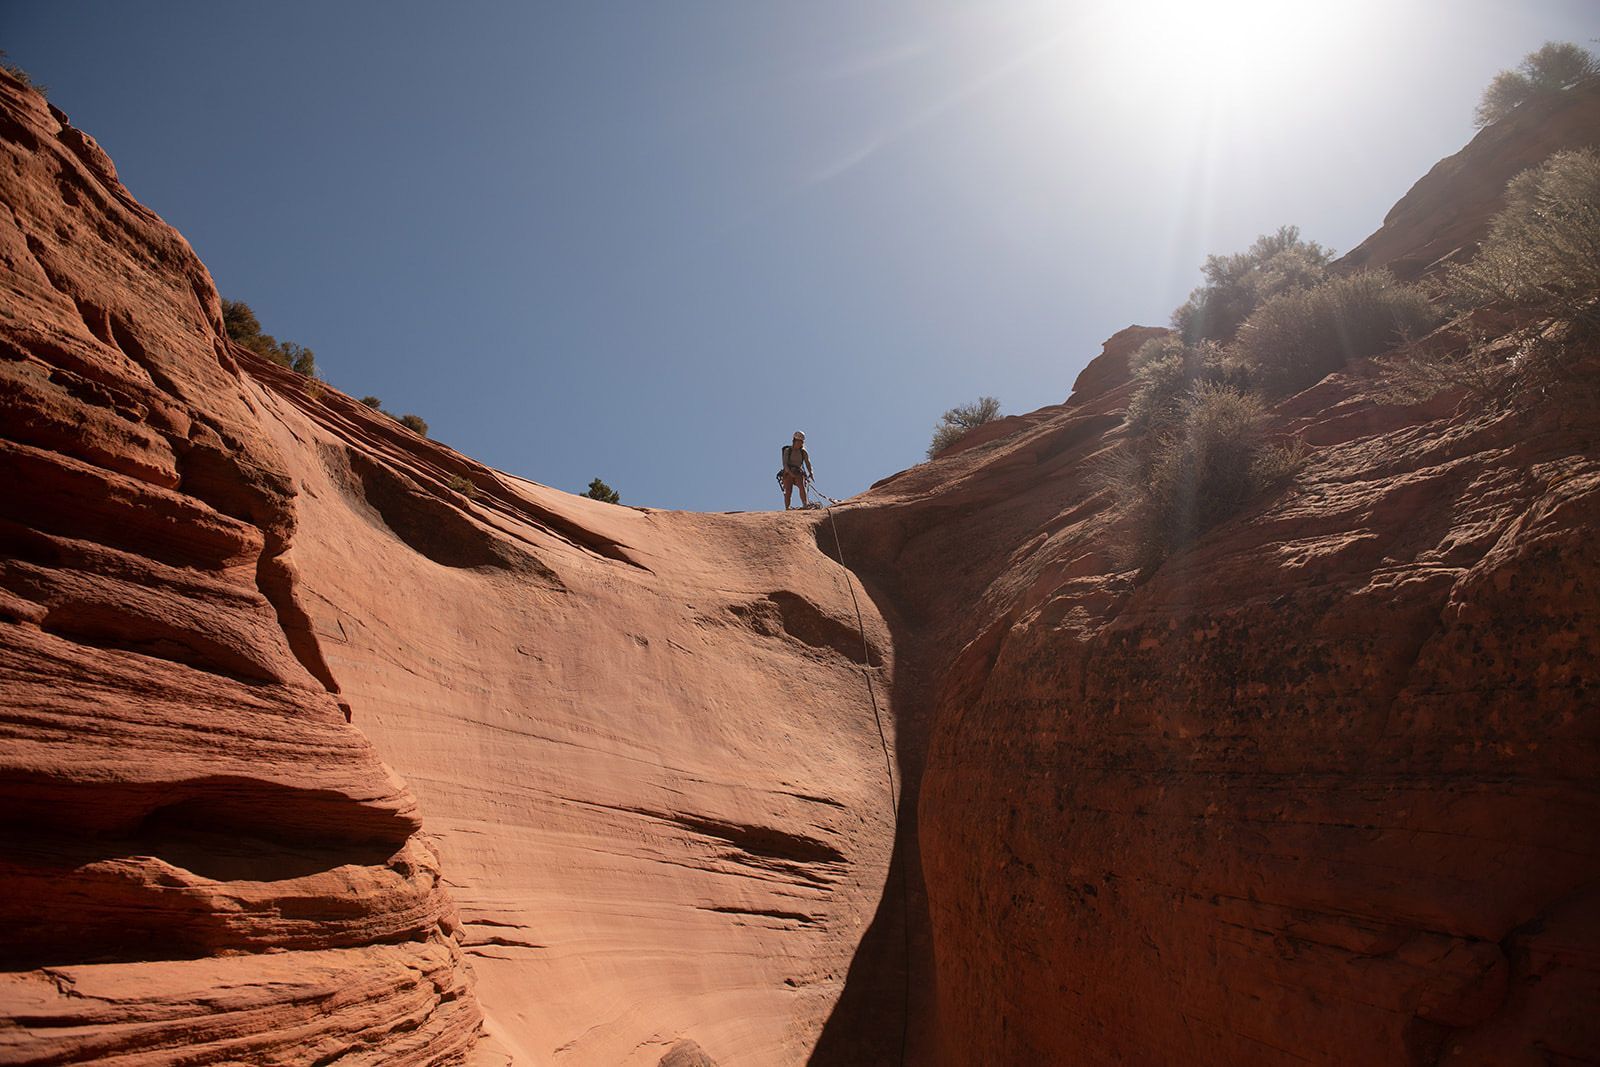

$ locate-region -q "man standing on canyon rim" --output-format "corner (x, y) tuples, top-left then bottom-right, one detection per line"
(780, 430), (813, 510)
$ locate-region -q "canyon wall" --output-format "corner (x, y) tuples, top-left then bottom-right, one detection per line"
(0, 73), (897, 1065)
(892, 88), (1600, 1064)
(2, 69), (1597, 1066)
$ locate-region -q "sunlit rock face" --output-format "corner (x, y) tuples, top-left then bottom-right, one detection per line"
(0, 74), (482, 1065)
(2, 65), (1597, 1067)
(0, 70), (895, 1066)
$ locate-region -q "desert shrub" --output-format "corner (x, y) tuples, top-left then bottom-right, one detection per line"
(360, 399), (434, 436)
(1232, 270), (1439, 395)
(1108, 383), (1300, 570)
(0, 51), (46, 94)
(221, 298), (317, 375)
(1125, 336), (1251, 435)
(447, 474), (482, 500)
(1172, 226), (1334, 343)
(585, 477), (620, 504)
(282, 342), (315, 377)
(927, 395), (1001, 457)
(1475, 42), (1598, 126)
(1446, 149), (1600, 325)
(1389, 318), (1599, 411)
(221, 300), (263, 346)
(1383, 330), (1529, 405)
(1385, 149), (1600, 401)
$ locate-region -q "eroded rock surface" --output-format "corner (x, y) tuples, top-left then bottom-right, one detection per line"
(3, 67), (1597, 1067)
(879, 89), (1600, 1065)
(0, 70), (895, 1066)
(0, 74), (481, 1065)
(889, 336), (1599, 1064)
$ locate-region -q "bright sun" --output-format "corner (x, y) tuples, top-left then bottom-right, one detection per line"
(1079, 0), (1367, 107)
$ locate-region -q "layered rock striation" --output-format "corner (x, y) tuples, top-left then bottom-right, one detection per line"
(2, 69), (1597, 1066)
(0, 70), (896, 1066)
(0, 75), (481, 1065)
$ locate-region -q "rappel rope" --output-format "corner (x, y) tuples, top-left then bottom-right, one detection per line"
(808, 476), (911, 1067)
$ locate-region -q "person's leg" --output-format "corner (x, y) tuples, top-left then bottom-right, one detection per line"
(798, 474), (809, 508)
(783, 471), (794, 509)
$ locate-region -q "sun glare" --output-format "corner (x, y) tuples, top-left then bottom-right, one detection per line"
(1079, 0), (1367, 108)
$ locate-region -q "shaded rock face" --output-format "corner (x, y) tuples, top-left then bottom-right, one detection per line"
(894, 355), (1599, 1064)
(878, 90), (1600, 1064)
(3, 69), (1598, 1067)
(1340, 81), (1600, 279)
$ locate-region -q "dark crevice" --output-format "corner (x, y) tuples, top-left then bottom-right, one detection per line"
(728, 591), (882, 665)
(0, 777), (424, 970)
(780, 791), (849, 809)
(340, 447), (557, 576)
(697, 905), (821, 926)
(0, 772), (416, 846)
(0, 107), (39, 153)
(256, 548), (343, 694)
(661, 811), (847, 867)
(37, 601), (282, 686)
(462, 935), (546, 950)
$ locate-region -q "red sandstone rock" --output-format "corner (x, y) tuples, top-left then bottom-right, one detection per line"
(1339, 82), (1600, 278)
(0, 71), (478, 1065)
(3, 60), (1599, 1067)
(895, 90), (1600, 1066)
(0, 69), (895, 1066)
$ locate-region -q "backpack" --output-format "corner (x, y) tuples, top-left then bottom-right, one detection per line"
(776, 444), (801, 485)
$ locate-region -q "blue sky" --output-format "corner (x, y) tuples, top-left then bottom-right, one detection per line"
(9, 2), (1597, 510)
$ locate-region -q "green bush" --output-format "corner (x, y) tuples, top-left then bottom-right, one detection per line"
(397, 413), (429, 437)
(222, 299), (317, 376)
(1231, 270), (1439, 395)
(928, 395), (1001, 457)
(1108, 383), (1300, 570)
(1475, 42), (1598, 126)
(360, 396), (384, 409)
(585, 477), (620, 504)
(221, 299), (263, 347)
(1172, 226), (1333, 343)
(1446, 149), (1600, 323)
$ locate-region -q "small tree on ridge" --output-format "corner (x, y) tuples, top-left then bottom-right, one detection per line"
(222, 298), (317, 376)
(1475, 41), (1598, 126)
(585, 478), (621, 504)
(928, 395), (1001, 457)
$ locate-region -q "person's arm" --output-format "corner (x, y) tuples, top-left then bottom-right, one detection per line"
(804, 450), (814, 476)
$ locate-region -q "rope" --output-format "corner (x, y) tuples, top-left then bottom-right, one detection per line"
(819, 491), (896, 814)
(810, 478), (910, 1067)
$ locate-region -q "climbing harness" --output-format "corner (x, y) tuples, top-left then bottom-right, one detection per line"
(810, 478), (911, 1067)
